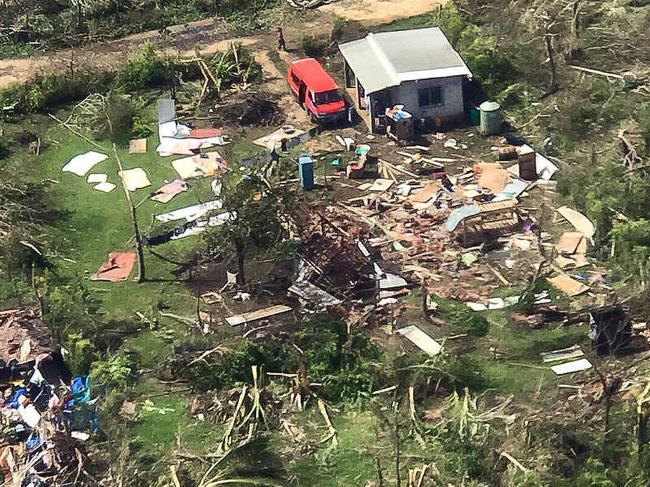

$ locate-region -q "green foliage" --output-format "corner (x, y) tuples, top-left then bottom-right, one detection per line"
(433, 3), (468, 46)
(301, 35), (327, 58)
(330, 17), (367, 43)
(93, 93), (135, 142)
(64, 333), (99, 375)
(574, 458), (618, 487)
(91, 351), (138, 388)
(130, 115), (153, 139)
(447, 355), (489, 391)
(435, 298), (489, 336)
(115, 43), (170, 92)
(0, 71), (114, 115)
(178, 314), (380, 402)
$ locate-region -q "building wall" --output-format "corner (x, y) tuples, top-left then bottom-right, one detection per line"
(386, 76), (465, 123)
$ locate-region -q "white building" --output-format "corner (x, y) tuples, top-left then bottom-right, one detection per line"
(339, 27), (473, 133)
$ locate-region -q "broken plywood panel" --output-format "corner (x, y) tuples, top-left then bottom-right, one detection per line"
(555, 232), (586, 255)
(547, 273), (590, 296)
(556, 206), (595, 240)
(409, 183), (440, 204)
(396, 325), (441, 356)
(129, 138), (147, 154)
(225, 305), (292, 326)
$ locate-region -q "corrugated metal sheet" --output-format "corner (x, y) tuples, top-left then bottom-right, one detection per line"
(157, 97), (176, 124)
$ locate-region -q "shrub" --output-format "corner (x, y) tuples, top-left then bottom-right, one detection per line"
(467, 314), (489, 336)
(91, 352), (138, 389)
(301, 35), (327, 58)
(0, 70), (114, 114)
(330, 17), (367, 43)
(93, 93), (135, 142)
(130, 116), (153, 139)
(115, 43), (170, 92)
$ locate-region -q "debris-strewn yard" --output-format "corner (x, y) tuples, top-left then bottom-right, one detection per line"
(2, 0), (650, 485)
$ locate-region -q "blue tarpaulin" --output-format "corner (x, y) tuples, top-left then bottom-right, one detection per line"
(446, 205), (480, 232)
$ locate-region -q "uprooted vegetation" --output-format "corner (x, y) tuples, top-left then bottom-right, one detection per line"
(4, 0), (650, 486)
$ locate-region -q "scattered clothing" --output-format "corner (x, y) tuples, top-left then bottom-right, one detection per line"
(154, 200), (223, 223)
(91, 252), (136, 282)
(171, 152), (227, 180)
(151, 179), (188, 203)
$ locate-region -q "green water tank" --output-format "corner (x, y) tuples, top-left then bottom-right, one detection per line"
(479, 101), (502, 136)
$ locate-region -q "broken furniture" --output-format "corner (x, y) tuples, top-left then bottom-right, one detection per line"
(346, 145), (371, 179)
(386, 106), (414, 142)
(447, 198), (521, 247)
(517, 145), (537, 181)
(590, 306), (632, 356)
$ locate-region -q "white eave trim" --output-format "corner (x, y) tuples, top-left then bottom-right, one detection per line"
(398, 67), (473, 82)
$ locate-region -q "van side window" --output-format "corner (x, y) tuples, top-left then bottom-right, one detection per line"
(291, 72), (300, 85)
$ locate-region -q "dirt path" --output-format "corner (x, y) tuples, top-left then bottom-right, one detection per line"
(0, 0), (448, 89)
(320, 0), (448, 23)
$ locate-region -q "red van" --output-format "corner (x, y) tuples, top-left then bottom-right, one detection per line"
(288, 58), (346, 123)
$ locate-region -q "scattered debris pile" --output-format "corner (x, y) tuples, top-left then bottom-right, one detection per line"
(294, 206), (373, 294)
(218, 93), (286, 128)
(0, 309), (97, 486)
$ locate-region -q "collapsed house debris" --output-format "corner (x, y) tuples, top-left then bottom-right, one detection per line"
(0, 309), (97, 486)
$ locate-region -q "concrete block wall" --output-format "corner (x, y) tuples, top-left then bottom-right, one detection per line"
(387, 76), (465, 123)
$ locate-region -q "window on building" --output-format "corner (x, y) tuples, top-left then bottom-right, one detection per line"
(417, 86), (443, 107)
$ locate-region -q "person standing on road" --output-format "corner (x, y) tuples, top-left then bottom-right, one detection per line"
(277, 27), (287, 51)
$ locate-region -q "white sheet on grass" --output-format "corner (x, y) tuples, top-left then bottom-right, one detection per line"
(154, 200), (223, 223)
(62, 151), (108, 176)
(93, 182), (116, 193)
(119, 168), (151, 192)
(157, 122), (226, 156)
(86, 173), (108, 184)
(170, 212), (235, 240)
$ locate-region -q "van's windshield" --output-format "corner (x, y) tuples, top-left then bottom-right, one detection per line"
(312, 90), (342, 105)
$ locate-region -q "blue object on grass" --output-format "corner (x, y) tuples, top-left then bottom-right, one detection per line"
(298, 155), (314, 190)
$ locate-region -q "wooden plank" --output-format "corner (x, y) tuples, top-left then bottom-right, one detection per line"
(225, 305), (292, 326)
(547, 273), (590, 296)
(408, 183), (440, 204)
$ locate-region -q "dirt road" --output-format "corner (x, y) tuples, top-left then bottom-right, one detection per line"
(0, 0), (448, 89)
(320, 0), (447, 23)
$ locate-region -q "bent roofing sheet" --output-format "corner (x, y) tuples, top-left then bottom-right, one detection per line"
(339, 27), (472, 94)
(445, 205), (479, 232)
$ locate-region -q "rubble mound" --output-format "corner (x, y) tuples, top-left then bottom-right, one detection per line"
(220, 93), (286, 127)
(0, 308), (55, 364)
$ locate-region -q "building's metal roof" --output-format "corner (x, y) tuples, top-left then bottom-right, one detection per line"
(339, 27), (472, 94)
